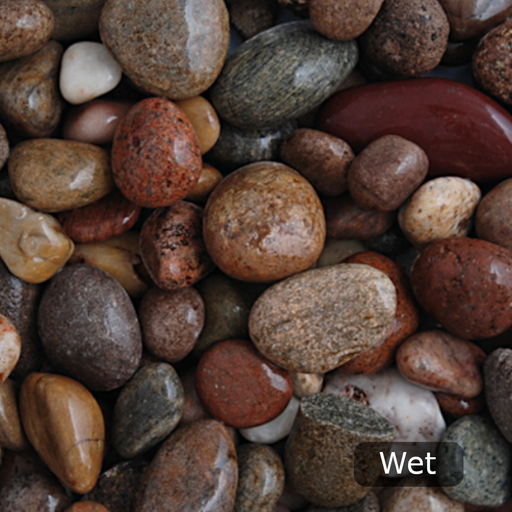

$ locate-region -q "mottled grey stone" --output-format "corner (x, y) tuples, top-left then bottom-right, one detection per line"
(306, 492), (380, 512)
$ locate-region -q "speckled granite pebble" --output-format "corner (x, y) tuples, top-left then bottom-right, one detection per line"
(306, 492), (380, 512)
(210, 21), (358, 129)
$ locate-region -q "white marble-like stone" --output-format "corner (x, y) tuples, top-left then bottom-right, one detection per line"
(60, 42), (122, 105)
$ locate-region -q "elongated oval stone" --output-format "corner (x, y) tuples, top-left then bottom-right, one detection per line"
(249, 263), (397, 373)
(316, 78), (512, 183)
(210, 21), (358, 129)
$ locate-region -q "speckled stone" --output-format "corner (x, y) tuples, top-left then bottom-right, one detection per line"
(100, 0), (229, 100)
(112, 363), (184, 459)
(438, 415), (512, 507)
(0, 0), (54, 63)
(135, 420), (238, 512)
(0, 41), (64, 138)
(285, 394), (395, 508)
(249, 264), (396, 373)
(0, 379), (28, 451)
(410, 237), (512, 340)
(65, 502), (110, 512)
(306, 492), (380, 512)
(235, 443), (284, 512)
(196, 339), (293, 428)
(38, 264), (142, 391)
(111, 97), (202, 208)
(210, 21), (358, 129)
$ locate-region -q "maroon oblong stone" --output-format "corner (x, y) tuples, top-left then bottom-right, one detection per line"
(316, 78), (512, 183)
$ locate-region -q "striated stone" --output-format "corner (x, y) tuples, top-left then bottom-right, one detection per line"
(210, 21), (358, 129)
(20, 373), (105, 494)
(203, 161), (326, 283)
(100, 0), (229, 100)
(0, 0), (54, 63)
(0, 198), (74, 284)
(435, 392), (485, 419)
(249, 264), (396, 373)
(196, 339), (293, 428)
(0, 379), (27, 451)
(135, 420), (238, 512)
(0, 41), (64, 138)
(111, 97), (202, 208)
(65, 503), (110, 512)
(0, 315), (21, 384)
(9, 139), (113, 213)
(38, 264), (142, 391)
(185, 163), (222, 203)
(316, 239), (366, 267)
(290, 372), (324, 398)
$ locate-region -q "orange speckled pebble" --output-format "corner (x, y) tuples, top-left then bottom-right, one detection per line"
(64, 501), (111, 512)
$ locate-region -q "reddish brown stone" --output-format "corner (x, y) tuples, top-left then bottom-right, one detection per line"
(111, 97), (202, 208)
(196, 339), (293, 428)
(435, 392), (485, 419)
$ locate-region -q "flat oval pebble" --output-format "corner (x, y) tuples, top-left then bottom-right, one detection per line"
(410, 237), (512, 339)
(316, 78), (512, 182)
(0, 315), (21, 384)
(111, 97), (202, 208)
(249, 263), (396, 373)
(38, 264), (142, 391)
(135, 420), (238, 512)
(210, 21), (358, 129)
(0, 0), (54, 63)
(100, 0), (229, 100)
(0, 379), (27, 451)
(196, 339), (293, 429)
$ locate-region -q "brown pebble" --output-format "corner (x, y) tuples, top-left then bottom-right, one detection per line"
(65, 502), (110, 512)
(0, 379), (28, 451)
(227, 0), (277, 39)
(435, 392), (485, 418)
(185, 163), (223, 203)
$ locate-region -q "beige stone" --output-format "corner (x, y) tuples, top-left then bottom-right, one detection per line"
(290, 372), (324, 398)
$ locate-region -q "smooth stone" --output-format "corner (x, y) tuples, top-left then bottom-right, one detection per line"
(0, 0), (54, 63)
(38, 264), (142, 391)
(57, 189), (141, 244)
(435, 392), (485, 419)
(9, 139), (114, 213)
(438, 415), (512, 507)
(249, 264), (397, 373)
(235, 444), (285, 512)
(398, 176), (481, 248)
(290, 372), (324, 398)
(396, 329), (486, 398)
(0, 315), (21, 384)
(185, 163), (222, 203)
(316, 239), (366, 267)
(140, 201), (213, 290)
(178, 366), (212, 426)
(285, 394), (395, 507)
(100, 0), (229, 100)
(0, 41), (64, 138)
(65, 502), (110, 512)
(0, 198), (74, 284)
(210, 21), (358, 129)
(306, 493), (380, 512)
(20, 372), (105, 494)
(196, 339), (293, 428)
(203, 161), (326, 283)
(410, 237), (512, 339)
(111, 97), (202, 208)
(0, 379), (27, 451)
(317, 78), (512, 183)
(139, 287), (204, 363)
(135, 420), (238, 512)
(60, 42), (122, 105)
(227, 0), (277, 40)
(112, 363), (184, 459)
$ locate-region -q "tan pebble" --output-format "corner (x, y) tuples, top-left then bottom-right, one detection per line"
(316, 238), (366, 267)
(290, 372), (324, 398)
(0, 379), (28, 451)
(185, 163), (222, 203)
(0, 315), (21, 384)
(0, 198), (74, 284)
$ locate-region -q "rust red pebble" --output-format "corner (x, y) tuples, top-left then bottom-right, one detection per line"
(111, 97), (202, 208)
(196, 339), (293, 429)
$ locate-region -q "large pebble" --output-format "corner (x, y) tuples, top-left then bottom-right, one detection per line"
(0, 315), (21, 384)
(0, 379), (27, 451)
(100, 0), (229, 100)
(38, 264), (142, 391)
(249, 264), (396, 373)
(210, 21), (358, 129)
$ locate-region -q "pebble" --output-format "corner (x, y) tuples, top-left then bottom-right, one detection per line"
(285, 394), (395, 507)
(316, 239), (366, 267)
(185, 163), (223, 203)
(438, 415), (512, 507)
(0, 315), (21, 384)
(0, 198), (74, 284)
(410, 237), (512, 339)
(135, 420), (238, 512)
(112, 363), (184, 459)
(226, 0), (277, 39)
(249, 263), (396, 373)
(290, 372), (324, 398)
(280, 128), (354, 197)
(140, 201), (213, 291)
(0, 122), (8, 169)
(196, 339), (293, 428)
(139, 287), (204, 363)
(0, 40), (64, 138)
(396, 330), (485, 398)
(20, 372), (105, 494)
(111, 97), (202, 208)
(0, 0), (54, 63)
(178, 367), (212, 426)
(316, 78), (512, 182)
(65, 503), (110, 512)
(235, 443), (285, 512)
(435, 392), (485, 419)
(0, 379), (27, 451)
(38, 264), (142, 391)
(398, 176), (481, 247)
(100, 0), (229, 100)
(210, 21), (358, 129)
(203, 161), (326, 283)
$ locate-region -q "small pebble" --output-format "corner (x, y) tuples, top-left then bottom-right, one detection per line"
(185, 163), (223, 203)
(0, 379), (28, 451)
(290, 372), (324, 398)
(0, 315), (21, 384)
(435, 392), (485, 418)
(226, 0), (277, 39)
(316, 239), (366, 267)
